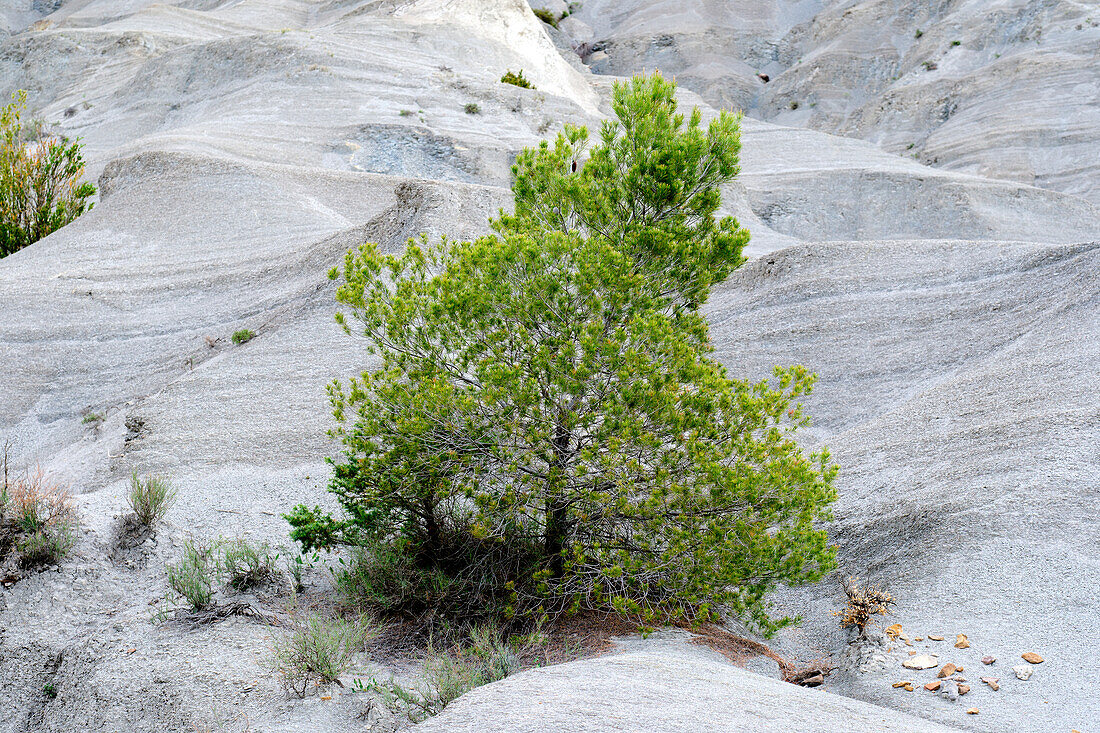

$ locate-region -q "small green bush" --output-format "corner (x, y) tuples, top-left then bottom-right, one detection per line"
(271, 613), (376, 697)
(1, 468), (78, 568)
(18, 525), (75, 567)
(532, 8), (560, 27)
(1, 90), (96, 258)
(219, 537), (276, 591)
(464, 103), (480, 115)
(81, 413), (102, 424)
(166, 539), (217, 610)
(231, 329), (255, 345)
(368, 623), (544, 722)
(500, 70), (534, 89)
(951, 39), (961, 46)
(914, 29), (923, 38)
(127, 471), (177, 526)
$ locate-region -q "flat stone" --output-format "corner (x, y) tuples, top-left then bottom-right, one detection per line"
(1022, 652), (1044, 664)
(955, 634), (970, 649)
(958, 684), (970, 695)
(927, 634), (945, 641)
(982, 656), (996, 665)
(1014, 665), (1033, 681)
(893, 681), (911, 688)
(941, 680), (959, 701)
(967, 709), (979, 715)
(937, 663), (957, 678)
(981, 677), (1000, 691)
(924, 681), (941, 691)
(903, 654), (939, 670)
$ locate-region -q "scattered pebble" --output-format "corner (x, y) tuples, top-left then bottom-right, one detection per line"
(1013, 665), (1032, 681)
(893, 681), (911, 688)
(907, 651), (917, 656)
(955, 634), (969, 649)
(941, 679), (959, 701)
(951, 675), (967, 682)
(1021, 652), (1043, 664)
(928, 634), (945, 641)
(914, 636), (923, 641)
(967, 708), (979, 715)
(956, 666), (964, 672)
(937, 663), (957, 678)
(925, 681), (941, 691)
(903, 654), (938, 669)
(958, 684), (970, 695)
(982, 656), (996, 665)
(903, 683), (914, 691)
(981, 677), (1000, 691)
(885, 623), (903, 639)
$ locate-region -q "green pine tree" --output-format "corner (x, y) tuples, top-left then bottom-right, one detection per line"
(289, 74), (837, 634)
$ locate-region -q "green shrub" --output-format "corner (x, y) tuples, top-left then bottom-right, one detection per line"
(18, 525), (75, 567)
(367, 623), (543, 722)
(532, 8), (560, 27)
(218, 537), (276, 591)
(500, 70), (534, 89)
(271, 613), (376, 697)
(81, 413), (102, 424)
(127, 471), (177, 526)
(231, 329), (255, 345)
(464, 102), (480, 115)
(0, 90), (96, 258)
(166, 539), (217, 610)
(292, 74), (836, 635)
(1, 468), (78, 568)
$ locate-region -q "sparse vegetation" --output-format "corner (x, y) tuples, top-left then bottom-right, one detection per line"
(166, 538), (217, 610)
(914, 29), (923, 39)
(81, 412), (102, 424)
(366, 623), (547, 722)
(789, 100), (800, 110)
(399, 109), (414, 117)
(218, 537), (276, 591)
(231, 329), (255, 345)
(1, 90), (96, 258)
(532, 8), (561, 28)
(951, 39), (961, 46)
(290, 74), (837, 636)
(0, 466), (78, 570)
(464, 102), (480, 115)
(271, 613), (377, 697)
(922, 60), (938, 71)
(836, 576), (895, 637)
(500, 69), (534, 89)
(127, 471), (177, 527)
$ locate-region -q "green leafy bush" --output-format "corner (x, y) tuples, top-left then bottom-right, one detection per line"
(231, 329), (255, 345)
(0, 91), (96, 258)
(500, 69), (534, 89)
(464, 102), (480, 115)
(291, 74), (837, 634)
(218, 537), (276, 590)
(166, 539), (217, 610)
(532, 8), (560, 27)
(127, 471), (177, 526)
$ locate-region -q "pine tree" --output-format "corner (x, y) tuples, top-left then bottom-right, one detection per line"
(289, 74), (837, 633)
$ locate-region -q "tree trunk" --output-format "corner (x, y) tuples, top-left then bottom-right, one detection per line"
(544, 417), (571, 577)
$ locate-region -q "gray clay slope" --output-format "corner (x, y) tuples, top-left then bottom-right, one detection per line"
(562, 0), (1100, 203)
(0, 1), (1097, 732)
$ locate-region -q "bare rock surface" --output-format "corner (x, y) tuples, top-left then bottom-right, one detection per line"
(0, 1), (1097, 732)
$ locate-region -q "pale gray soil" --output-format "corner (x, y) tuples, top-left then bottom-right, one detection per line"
(1, 1), (1097, 732)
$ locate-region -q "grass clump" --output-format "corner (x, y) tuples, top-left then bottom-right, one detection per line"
(464, 102), (480, 115)
(81, 412), (102, 424)
(218, 537), (276, 591)
(500, 69), (534, 89)
(272, 613), (377, 697)
(1, 90), (96, 258)
(127, 471), (177, 527)
(231, 329), (255, 345)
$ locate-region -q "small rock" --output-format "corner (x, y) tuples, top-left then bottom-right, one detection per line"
(956, 666), (964, 672)
(908, 650), (917, 656)
(903, 654), (939, 670)
(958, 684), (970, 695)
(1021, 652), (1043, 664)
(914, 636), (923, 641)
(903, 683), (914, 691)
(892, 681), (911, 688)
(928, 634), (944, 641)
(1013, 665), (1032, 681)
(924, 681), (941, 691)
(941, 680), (959, 701)
(982, 656), (996, 665)
(955, 634), (970, 649)
(951, 675), (967, 682)
(981, 677), (1000, 691)
(937, 663), (957, 678)
(801, 673), (824, 687)
(967, 708), (979, 715)
(757, 72), (770, 83)
(885, 623), (903, 639)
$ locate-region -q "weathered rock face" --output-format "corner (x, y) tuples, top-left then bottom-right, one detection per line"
(563, 0), (1100, 204)
(0, 1), (1097, 732)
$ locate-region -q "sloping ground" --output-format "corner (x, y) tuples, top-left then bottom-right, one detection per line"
(559, 0), (1100, 203)
(0, 1), (1098, 731)
(416, 645), (960, 733)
